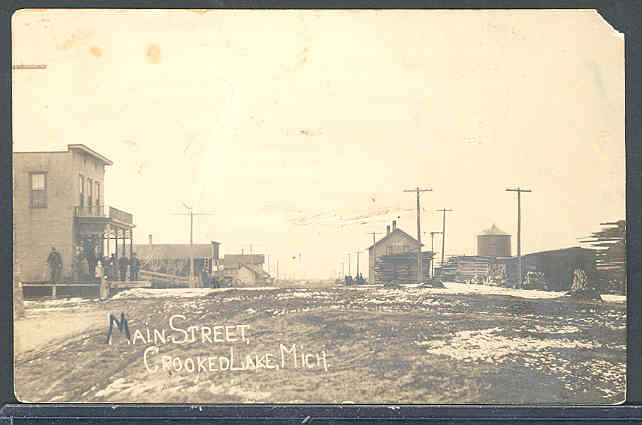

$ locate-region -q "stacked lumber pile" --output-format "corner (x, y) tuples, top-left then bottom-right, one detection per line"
(579, 220), (625, 293)
(435, 258), (458, 281)
(436, 256), (497, 283)
(375, 252), (432, 284)
(454, 256), (494, 282)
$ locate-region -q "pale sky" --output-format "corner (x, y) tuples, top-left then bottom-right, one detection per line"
(12, 9), (624, 279)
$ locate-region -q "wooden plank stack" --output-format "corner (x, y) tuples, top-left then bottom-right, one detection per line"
(374, 252), (432, 284)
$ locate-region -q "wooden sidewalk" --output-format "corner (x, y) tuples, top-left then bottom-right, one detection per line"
(21, 280), (152, 298)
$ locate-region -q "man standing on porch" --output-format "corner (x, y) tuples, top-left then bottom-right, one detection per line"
(119, 255), (129, 281)
(46, 247), (62, 283)
(130, 253), (140, 281)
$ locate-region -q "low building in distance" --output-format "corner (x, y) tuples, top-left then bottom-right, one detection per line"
(133, 240), (220, 277)
(220, 254), (271, 286)
(134, 242), (271, 286)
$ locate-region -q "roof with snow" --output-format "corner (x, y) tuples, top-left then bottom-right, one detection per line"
(367, 227), (422, 250)
(222, 254), (265, 266)
(133, 244), (214, 259)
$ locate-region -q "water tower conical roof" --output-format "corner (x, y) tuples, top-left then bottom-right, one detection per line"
(479, 224), (509, 236)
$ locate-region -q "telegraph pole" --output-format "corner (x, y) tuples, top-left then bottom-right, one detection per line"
(404, 187), (433, 282)
(368, 231), (382, 283)
(355, 250), (361, 276)
(435, 209), (453, 267)
(346, 253), (351, 278)
(368, 231), (382, 247)
(506, 187), (532, 287)
(173, 204), (214, 288)
(424, 231), (442, 278)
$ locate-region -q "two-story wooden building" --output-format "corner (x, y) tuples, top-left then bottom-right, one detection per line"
(13, 144), (136, 282)
(368, 220), (432, 283)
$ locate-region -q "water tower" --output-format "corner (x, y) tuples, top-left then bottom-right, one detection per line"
(477, 224), (511, 257)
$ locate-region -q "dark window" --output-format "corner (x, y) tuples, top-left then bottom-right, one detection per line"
(79, 175), (84, 207)
(88, 177), (93, 211)
(30, 172), (47, 208)
(95, 181), (100, 209)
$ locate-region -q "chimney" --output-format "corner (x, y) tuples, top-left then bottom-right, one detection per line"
(148, 234), (153, 245)
(386, 225), (391, 235)
(392, 220), (397, 231)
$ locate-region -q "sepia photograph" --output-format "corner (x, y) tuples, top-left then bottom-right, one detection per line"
(12, 9), (625, 404)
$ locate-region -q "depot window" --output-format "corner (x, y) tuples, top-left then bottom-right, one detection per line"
(30, 172), (47, 208)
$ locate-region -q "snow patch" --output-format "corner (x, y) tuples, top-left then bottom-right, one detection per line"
(111, 287), (278, 300)
(416, 327), (603, 363)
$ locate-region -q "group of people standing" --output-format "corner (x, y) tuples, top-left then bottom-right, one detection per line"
(101, 253), (141, 282)
(344, 273), (366, 285)
(46, 246), (141, 283)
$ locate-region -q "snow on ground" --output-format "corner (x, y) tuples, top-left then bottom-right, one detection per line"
(111, 286), (278, 300)
(15, 278), (626, 404)
(275, 291), (333, 301)
(427, 282), (568, 299)
(602, 294), (626, 303)
(397, 282), (626, 303)
(24, 297), (97, 308)
(415, 327), (602, 363)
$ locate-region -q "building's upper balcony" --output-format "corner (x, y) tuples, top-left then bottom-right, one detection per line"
(74, 205), (135, 230)
(74, 205), (106, 217)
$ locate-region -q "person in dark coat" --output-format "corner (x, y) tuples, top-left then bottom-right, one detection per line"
(102, 256), (112, 281)
(87, 249), (97, 282)
(110, 254), (118, 281)
(200, 265), (210, 288)
(46, 247), (63, 283)
(119, 255), (129, 281)
(130, 253), (140, 281)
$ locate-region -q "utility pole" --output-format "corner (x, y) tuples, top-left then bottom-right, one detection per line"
(355, 250), (361, 276)
(506, 187), (532, 288)
(404, 187), (432, 282)
(276, 260), (279, 280)
(346, 253), (351, 278)
(368, 231), (381, 283)
(341, 262), (345, 279)
(430, 231), (441, 278)
(424, 231), (442, 278)
(173, 204), (213, 288)
(368, 231), (382, 247)
(435, 209), (453, 267)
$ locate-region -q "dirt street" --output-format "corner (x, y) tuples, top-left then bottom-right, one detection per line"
(14, 284), (625, 404)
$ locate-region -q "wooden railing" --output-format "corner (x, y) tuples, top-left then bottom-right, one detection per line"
(74, 205), (106, 217)
(139, 269), (189, 287)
